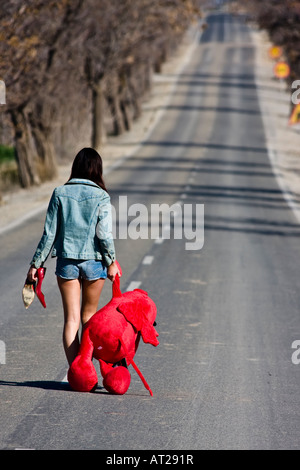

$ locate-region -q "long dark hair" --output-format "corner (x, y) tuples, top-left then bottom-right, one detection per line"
(68, 147), (107, 191)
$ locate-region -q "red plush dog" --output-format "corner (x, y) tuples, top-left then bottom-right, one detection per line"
(67, 262), (159, 396)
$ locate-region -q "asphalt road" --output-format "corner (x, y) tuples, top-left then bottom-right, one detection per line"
(1, 11), (300, 451)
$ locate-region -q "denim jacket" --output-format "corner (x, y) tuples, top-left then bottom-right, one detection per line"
(30, 178), (116, 268)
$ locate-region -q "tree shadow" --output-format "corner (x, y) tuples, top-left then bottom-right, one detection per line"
(204, 214), (300, 238)
(137, 140), (268, 154)
(162, 104), (260, 115)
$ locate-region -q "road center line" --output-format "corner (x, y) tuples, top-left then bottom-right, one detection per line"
(142, 255), (154, 265)
(126, 281), (142, 291)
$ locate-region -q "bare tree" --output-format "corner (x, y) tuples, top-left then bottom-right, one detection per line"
(243, 0), (300, 85)
(0, 0), (84, 186)
(0, 0), (202, 188)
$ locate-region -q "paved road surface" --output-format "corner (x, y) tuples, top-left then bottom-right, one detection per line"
(1, 11), (300, 450)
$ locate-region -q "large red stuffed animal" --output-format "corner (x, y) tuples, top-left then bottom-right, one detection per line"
(67, 262), (159, 396)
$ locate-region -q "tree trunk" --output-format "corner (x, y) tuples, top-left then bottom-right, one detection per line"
(120, 99), (132, 131)
(91, 80), (107, 149)
(127, 72), (142, 121)
(118, 72), (132, 131)
(144, 62), (153, 94)
(32, 126), (58, 181)
(10, 108), (40, 188)
(29, 117), (58, 182)
(107, 74), (126, 136)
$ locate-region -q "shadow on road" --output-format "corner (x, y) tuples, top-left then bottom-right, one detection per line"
(0, 379), (114, 394)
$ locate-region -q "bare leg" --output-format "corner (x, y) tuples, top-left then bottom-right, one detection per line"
(57, 276), (106, 365)
(57, 277), (81, 366)
(81, 278), (106, 326)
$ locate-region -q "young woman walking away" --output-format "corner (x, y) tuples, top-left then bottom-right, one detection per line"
(26, 147), (121, 365)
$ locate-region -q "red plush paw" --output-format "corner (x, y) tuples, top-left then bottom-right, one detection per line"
(103, 366), (131, 395)
(68, 358), (98, 392)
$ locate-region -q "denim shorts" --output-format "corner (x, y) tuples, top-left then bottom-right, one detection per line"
(55, 258), (107, 281)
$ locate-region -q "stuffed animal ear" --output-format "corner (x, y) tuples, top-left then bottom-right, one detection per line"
(117, 298), (144, 331)
(117, 293), (159, 347)
(140, 296), (159, 346)
(140, 322), (159, 346)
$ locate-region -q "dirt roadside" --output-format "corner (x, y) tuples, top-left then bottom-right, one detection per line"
(0, 17), (299, 235)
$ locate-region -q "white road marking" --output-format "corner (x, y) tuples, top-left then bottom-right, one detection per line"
(142, 255), (154, 265)
(126, 281), (142, 291)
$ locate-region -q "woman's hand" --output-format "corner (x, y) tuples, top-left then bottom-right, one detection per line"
(107, 261), (121, 282)
(27, 266), (38, 284)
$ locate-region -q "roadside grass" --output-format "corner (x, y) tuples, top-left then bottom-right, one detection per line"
(0, 145), (19, 192)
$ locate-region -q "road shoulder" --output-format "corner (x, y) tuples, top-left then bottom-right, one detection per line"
(252, 27), (300, 222)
